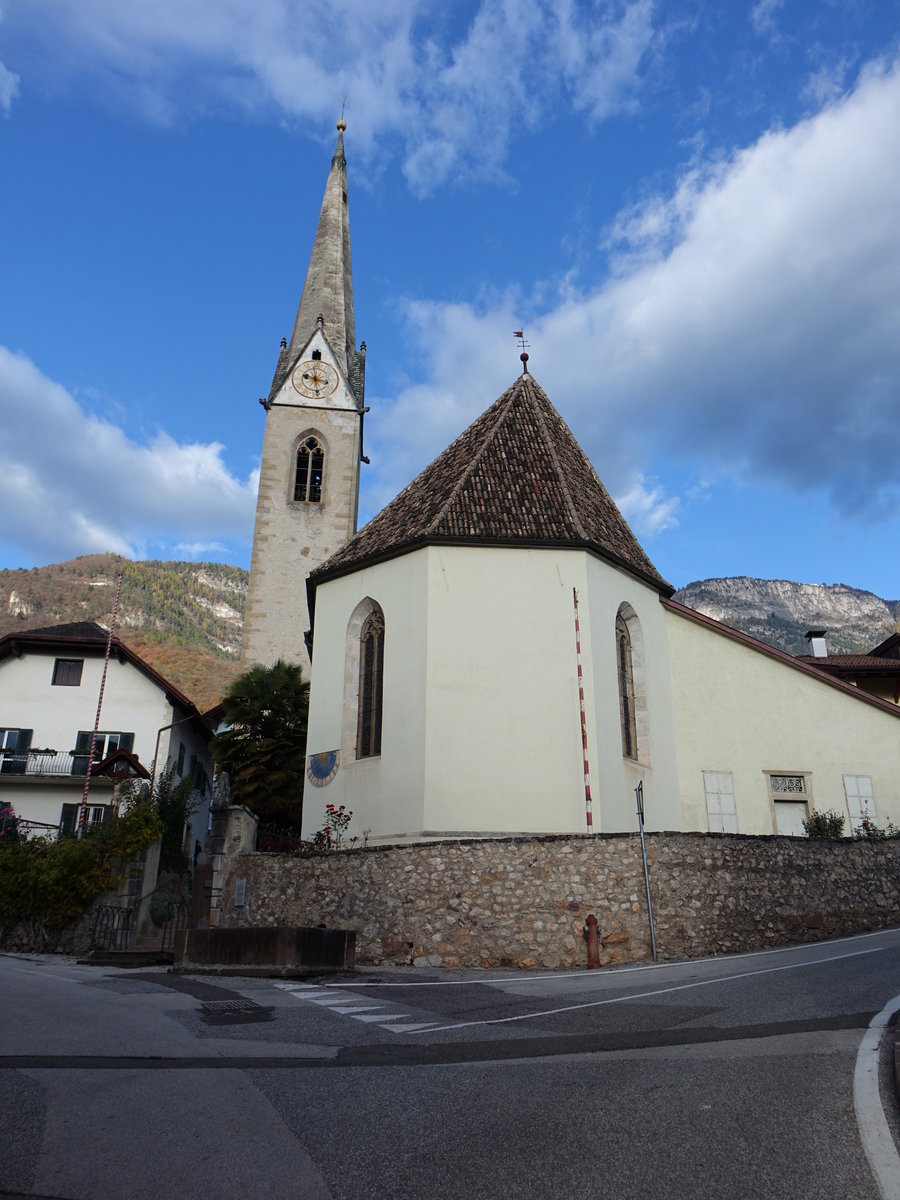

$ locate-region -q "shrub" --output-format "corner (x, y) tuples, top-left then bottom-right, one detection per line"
(0, 797), (161, 950)
(802, 809), (846, 838)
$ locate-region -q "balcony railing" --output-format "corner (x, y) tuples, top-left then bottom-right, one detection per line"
(0, 750), (98, 778)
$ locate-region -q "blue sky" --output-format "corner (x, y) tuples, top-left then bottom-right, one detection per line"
(1, 0), (899, 598)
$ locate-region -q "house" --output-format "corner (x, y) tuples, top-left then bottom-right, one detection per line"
(241, 125), (900, 847)
(796, 630), (900, 706)
(0, 621), (213, 854)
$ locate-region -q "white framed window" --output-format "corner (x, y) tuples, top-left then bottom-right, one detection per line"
(765, 772), (811, 836)
(72, 730), (134, 776)
(842, 775), (877, 834)
(703, 771), (737, 833)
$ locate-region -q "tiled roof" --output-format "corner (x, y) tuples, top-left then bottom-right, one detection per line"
(24, 621), (109, 639)
(312, 372), (671, 592)
(795, 654), (900, 673)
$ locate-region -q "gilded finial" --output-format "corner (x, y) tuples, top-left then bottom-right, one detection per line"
(337, 96), (347, 132)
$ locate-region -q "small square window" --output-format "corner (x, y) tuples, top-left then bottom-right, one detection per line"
(52, 659), (84, 686)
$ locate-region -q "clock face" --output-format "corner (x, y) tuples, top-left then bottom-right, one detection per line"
(292, 360), (338, 399)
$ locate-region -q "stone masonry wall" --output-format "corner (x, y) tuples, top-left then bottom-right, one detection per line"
(217, 831), (900, 969)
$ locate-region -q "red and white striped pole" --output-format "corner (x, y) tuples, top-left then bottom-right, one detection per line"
(77, 571), (124, 836)
(572, 587), (594, 832)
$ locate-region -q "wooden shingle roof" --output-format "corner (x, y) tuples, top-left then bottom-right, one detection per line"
(311, 372), (671, 593)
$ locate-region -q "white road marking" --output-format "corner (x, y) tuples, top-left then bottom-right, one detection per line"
(329, 1005), (386, 1014)
(853, 993), (900, 1200)
(406, 945), (887, 1033)
(382, 1022), (442, 1033)
(353, 1012), (410, 1023)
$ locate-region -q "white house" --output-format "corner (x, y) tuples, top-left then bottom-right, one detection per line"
(0, 621), (213, 855)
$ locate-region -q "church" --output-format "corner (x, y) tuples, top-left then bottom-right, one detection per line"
(243, 124), (900, 846)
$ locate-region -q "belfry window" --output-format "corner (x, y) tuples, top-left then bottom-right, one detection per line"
(616, 614), (638, 760)
(294, 437), (325, 503)
(356, 609), (384, 758)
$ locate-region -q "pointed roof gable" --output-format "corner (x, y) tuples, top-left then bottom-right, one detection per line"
(284, 122), (356, 382)
(310, 372), (672, 593)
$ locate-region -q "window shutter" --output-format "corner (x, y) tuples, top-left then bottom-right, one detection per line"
(73, 731), (91, 776)
(10, 729), (32, 775)
(60, 803), (79, 836)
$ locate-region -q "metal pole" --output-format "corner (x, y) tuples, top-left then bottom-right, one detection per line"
(77, 572), (124, 836)
(572, 588), (594, 832)
(635, 781), (658, 962)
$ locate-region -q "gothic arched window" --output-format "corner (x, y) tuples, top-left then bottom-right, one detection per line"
(294, 436), (325, 503)
(616, 613), (638, 760)
(356, 609), (384, 758)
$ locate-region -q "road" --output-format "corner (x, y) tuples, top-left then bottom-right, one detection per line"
(2, 927), (899, 1200)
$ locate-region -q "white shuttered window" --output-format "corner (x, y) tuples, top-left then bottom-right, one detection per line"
(703, 771), (738, 833)
(843, 775), (877, 833)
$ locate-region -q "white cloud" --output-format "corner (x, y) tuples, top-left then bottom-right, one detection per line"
(0, 348), (257, 563)
(750, 0), (784, 39)
(0, 60), (20, 114)
(360, 58), (900, 527)
(0, 0), (659, 193)
(613, 474), (679, 536)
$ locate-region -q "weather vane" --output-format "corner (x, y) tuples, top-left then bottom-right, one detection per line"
(514, 329), (530, 375)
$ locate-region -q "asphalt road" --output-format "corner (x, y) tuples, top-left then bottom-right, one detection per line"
(2, 927), (899, 1200)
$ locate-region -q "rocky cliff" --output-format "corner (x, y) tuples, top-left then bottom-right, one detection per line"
(672, 577), (899, 654)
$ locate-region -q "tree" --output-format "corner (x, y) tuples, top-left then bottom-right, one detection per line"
(209, 659), (310, 825)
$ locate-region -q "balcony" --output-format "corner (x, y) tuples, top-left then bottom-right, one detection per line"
(0, 750), (109, 780)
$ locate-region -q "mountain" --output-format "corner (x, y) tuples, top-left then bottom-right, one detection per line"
(0, 555), (248, 710)
(3, 557), (897, 707)
(672, 577), (900, 654)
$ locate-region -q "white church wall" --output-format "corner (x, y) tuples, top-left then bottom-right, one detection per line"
(583, 561), (682, 833)
(665, 607), (900, 835)
(303, 553), (429, 842)
(419, 545), (589, 835)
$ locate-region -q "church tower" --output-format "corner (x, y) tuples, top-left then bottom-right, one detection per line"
(242, 120), (366, 670)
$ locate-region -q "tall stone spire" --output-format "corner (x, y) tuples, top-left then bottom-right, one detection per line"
(285, 119), (357, 382)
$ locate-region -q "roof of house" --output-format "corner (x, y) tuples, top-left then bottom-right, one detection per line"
(795, 653), (900, 675)
(310, 371), (671, 594)
(663, 598), (900, 718)
(0, 622), (209, 729)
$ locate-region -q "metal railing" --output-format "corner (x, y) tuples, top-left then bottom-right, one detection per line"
(160, 901), (189, 952)
(0, 750), (93, 778)
(90, 904), (135, 953)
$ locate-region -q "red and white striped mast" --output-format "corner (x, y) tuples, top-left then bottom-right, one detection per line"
(77, 571), (124, 836)
(572, 587), (594, 832)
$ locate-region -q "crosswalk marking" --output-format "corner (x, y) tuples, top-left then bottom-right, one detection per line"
(274, 983), (441, 1034)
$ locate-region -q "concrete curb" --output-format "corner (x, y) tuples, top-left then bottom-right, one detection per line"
(854, 995), (900, 1200)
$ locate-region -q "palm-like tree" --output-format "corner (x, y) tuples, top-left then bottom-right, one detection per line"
(210, 659), (309, 825)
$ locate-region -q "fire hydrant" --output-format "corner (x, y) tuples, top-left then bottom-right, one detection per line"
(583, 913), (601, 969)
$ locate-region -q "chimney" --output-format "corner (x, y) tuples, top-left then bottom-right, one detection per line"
(805, 629), (828, 658)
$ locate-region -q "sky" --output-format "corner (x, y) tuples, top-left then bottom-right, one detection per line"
(1, 0), (899, 598)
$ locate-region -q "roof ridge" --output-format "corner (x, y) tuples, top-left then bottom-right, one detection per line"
(526, 376), (591, 543)
(425, 381), (520, 536)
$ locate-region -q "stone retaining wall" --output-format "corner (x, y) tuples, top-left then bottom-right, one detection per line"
(216, 831), (900, 968)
